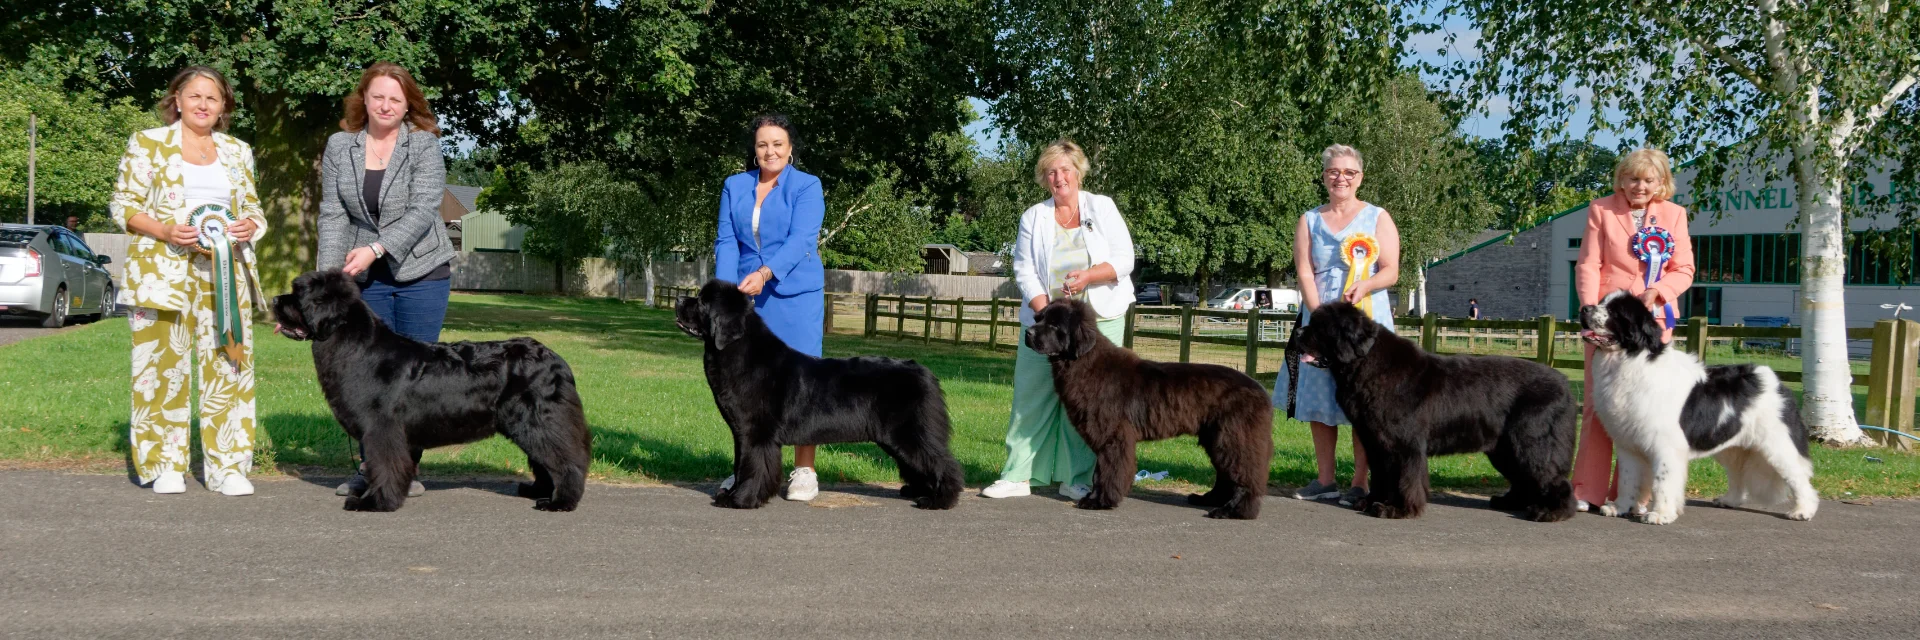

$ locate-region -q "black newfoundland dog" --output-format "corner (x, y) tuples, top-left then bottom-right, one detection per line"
(675, 280), (962, 510)
(1026, 299), (1273, 519)
(272, 270), (592, 512)
(1292, 302), (1576, 522)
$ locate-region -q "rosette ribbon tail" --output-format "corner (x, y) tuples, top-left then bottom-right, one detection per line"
(206, 231), (247, 363)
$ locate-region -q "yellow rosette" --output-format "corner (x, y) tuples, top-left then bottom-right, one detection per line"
(1339, 233), (1379, 316)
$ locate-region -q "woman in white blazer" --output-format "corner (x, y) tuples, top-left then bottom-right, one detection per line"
(980, 139), (1136, 500)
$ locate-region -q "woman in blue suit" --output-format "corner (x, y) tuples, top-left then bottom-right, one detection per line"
(713, 114), (826, 501)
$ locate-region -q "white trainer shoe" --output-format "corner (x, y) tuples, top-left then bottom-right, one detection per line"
(218, 473), (254, 496)
(718, 475), (736, 492)
(785, 467), (819, 501)
(152, 471), (187, 494)
(1576, 499), (1591, 513)
(980, 480), (1031, 498)
(1058, 483), (1092, 501)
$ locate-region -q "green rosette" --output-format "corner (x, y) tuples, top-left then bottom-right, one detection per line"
(190, 204), (247, 362)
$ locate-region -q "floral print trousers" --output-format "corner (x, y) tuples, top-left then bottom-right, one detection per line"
(128, 257), (256, 489)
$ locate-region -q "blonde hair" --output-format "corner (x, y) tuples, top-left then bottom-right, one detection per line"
(1613, 148), (1675, 202)
(1033, 138), (1092, 185)
(1321, 144), (1363, 171)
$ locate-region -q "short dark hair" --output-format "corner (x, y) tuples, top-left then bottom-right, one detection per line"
(746, 114), (798, 169)
(1469, 298), (1478, 303)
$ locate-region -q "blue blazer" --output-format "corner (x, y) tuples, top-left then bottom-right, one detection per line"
(714, 165), (825, 295)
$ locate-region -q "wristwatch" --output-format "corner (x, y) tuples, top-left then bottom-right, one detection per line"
(369, 243), (387, 259)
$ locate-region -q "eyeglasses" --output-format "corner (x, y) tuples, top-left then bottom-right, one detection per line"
(1323, 169), (1362, 182)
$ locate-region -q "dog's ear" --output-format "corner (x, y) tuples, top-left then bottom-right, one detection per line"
(301, 270), (359, 342)
(1609, 293), (1663, 354)
(1333, 305), (1378, 364)
(1071, 303), (1100, 358)
(703, 283), (749, 351)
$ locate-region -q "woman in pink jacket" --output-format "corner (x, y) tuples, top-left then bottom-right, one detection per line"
(1573, 148), (1696, 512)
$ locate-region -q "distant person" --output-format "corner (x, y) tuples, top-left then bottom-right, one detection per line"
(110, 65), (268, 496)
(1468, 298), (1480, 320)
(1572, 148), (1695, 514)
(1277, 144), (1400, 508)
(319, 61), (454, 499)
(979, 138), (1137, 500)
(712, 113), (828, 502)
(64, 215), (80, 232)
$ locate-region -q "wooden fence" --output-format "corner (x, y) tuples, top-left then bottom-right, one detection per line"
(650, 287), (1920, 447)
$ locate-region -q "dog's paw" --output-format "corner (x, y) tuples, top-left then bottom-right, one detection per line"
(342, 496), (398, 512)
(1352, 496), (1377, 512)
(1785, 508), (1816, 521)
(912, 494), (959, 510)
(1074, 494), (1119, 510)
(899, 484), (928, 499)
(1364, 502), (1413, 519)
(516, 482), (545, 499)
(1598, 501), (1621, 517)
(1487, 492), (1518, 510)
(1187, 491), (1227, 507)
(711, 493), (763, 509)
(533, 498), (578, 512)
(1640, 510), (1676, 525)
(1204, 505), (1257, 520)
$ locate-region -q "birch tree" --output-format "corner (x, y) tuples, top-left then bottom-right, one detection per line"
(1446, 0), (1919, 445)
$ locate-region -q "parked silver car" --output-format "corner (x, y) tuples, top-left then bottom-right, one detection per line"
(0, 224), (116, 327)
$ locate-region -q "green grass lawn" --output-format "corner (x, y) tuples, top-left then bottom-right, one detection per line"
(2, 293), (1915, 498)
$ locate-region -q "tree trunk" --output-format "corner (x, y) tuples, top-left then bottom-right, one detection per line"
(1416, 265), (1429, 316)
(643, 254), (657, 304)
(246, 91), (329, 295)
(1793, 151), (1870, 445)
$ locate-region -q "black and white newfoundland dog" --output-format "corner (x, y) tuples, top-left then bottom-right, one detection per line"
(1579, 291), (1817, 524)
(272, 270), (592, 512)
(1026, 299), (1273, 519)
(1292, 302), (1577, 522)
(675, 280), (963, 510)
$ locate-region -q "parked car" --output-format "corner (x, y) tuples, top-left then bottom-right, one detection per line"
(0, 224), (116, 327)
(1135, 282), (1167, 305)
(1205, 286), (1301, 312)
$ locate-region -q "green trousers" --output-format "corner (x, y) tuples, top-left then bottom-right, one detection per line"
(997, 317), (1126, 486)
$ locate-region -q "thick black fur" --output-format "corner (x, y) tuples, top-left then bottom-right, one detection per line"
(272, 270), (592, 512)
(1293, 302), (1576, 522)
(1026, 300), (1274, 519)
(675, 280), (962, 510)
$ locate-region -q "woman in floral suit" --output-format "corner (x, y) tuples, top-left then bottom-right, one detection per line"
(110, 66), (270, 496)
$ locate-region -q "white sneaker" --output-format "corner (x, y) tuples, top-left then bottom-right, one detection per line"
(980, 480), (1031, 498)
(218, 473), (254, 497)
(1576, 499), (1591, 513)
(152, 471), (186, 494)
(718, 475), (736, 491)
(785, 467), (819, 501)
(1058, 483), (1091, 501)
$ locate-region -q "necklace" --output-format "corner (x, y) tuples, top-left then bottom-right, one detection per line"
(183, 131), (214, 164)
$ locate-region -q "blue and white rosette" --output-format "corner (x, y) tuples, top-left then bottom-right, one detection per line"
(1629, 225), (1679, 329)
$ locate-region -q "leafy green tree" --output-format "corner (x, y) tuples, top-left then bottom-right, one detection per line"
(1341, 74), (1498, 311)
(1445, 0), (1919, 444)
(986, 0), (1411, 291)
(819, 170), (934, 273)
(0, 70), (156, 226)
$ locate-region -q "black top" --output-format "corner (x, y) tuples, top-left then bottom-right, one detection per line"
(363, 169), (385, 224)
(360, 167), (451, 285)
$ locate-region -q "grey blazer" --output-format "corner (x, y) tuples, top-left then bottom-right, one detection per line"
(317, 122), (454, 282)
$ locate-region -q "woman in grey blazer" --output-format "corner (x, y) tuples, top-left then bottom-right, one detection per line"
(319, 62), (454, 498)
(318, 61), (455, 344)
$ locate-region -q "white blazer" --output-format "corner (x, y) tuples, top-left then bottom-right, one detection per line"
(1012, 191), (1136, 326)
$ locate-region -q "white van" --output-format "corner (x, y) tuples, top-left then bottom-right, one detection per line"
(1206, 287), (1302, 312)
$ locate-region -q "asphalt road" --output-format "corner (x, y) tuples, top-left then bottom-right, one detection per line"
(0, 316), (62, 348)
(2, 470), (1914, 639)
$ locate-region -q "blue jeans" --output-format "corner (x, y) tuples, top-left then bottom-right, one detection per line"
(360, 276), (451, 343)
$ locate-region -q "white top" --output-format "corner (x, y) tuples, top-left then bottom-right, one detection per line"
(752, 205), (762, 249)
(180, 158), (231, 212)
(1011, 191), (1136, 325)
